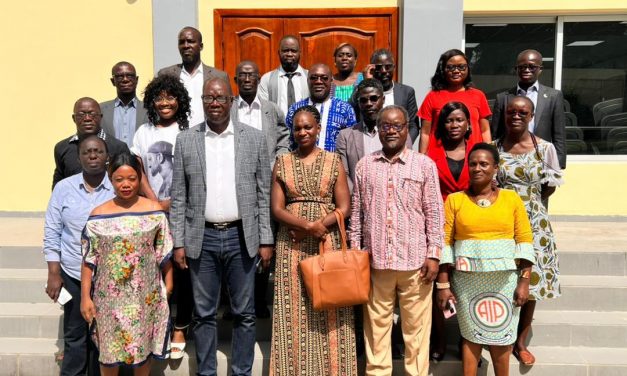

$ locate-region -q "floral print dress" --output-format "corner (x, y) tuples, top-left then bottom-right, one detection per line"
(496, 139), (564, 300)
(82, 211), (173, 366)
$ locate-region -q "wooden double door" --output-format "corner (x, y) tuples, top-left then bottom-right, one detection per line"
(214, 8), (399, 92)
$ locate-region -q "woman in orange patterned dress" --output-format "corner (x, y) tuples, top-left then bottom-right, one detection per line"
(269, 105), (356, 375)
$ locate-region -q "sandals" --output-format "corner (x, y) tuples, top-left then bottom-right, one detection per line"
(170, 342), (186, 360)
(512, 348), (536, 365)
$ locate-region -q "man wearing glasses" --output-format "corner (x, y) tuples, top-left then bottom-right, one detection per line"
(363, 49), (419, 143)
(170, 77), (273, 376)
(99, 61), (148, 148)
(350, 105), (443, 376)
(491, 49), (566, 168)
(52, 97), (130, 188)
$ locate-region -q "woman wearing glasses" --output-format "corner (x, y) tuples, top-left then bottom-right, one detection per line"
(418, 49), (492, 158)
(495, 96), (563, 366)
(132, 74), (191, 359)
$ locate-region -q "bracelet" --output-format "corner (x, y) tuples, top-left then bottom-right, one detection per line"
(519, 270), (530, 279)
(435, 282), (450, 290)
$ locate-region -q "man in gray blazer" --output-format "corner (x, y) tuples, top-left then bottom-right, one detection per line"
(258, 35), (309, 117)
(99, 61), (148, 147)
(491, 49), (567, 168)
(170, 77), (273, 376)
(158, 26), (229, 127)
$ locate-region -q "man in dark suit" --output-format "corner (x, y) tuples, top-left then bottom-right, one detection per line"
(158, 27), (229, 127)
(52, 97), (129, 188)
(491, 49), (567, 168)
(170, 77), (273, 376)
(363, 48), (419, 143)
(231, 60), (289, 319)
(99, 61), (148, 147)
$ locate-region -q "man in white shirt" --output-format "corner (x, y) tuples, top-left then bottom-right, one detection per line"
(258, 35), (309, 116)
(158, 27), (229, 126)
(170, 78), (273, 376)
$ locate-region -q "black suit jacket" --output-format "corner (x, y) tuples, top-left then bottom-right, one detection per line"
(491, 84), (566, 168)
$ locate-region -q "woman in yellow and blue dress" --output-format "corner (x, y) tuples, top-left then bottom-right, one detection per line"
(436, 143), (535, 376)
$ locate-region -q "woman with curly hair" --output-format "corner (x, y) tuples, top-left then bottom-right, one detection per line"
(418, 49), (492, 158)
(131, 74), (191, 359)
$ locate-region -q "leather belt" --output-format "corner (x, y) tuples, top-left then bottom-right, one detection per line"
(205, 220), (241, 230)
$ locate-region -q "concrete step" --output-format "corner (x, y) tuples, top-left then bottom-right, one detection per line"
(2, 338), (627, 376)
(0, 269), (49, 303)
(541, 275), (627, 311)
(0, 303), (62, 339)
(0, 247), (46, 269)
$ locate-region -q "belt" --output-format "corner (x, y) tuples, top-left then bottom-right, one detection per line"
(204, 220), (241, 230)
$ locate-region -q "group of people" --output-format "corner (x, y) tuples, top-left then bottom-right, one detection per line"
(43, 25), (566, 376)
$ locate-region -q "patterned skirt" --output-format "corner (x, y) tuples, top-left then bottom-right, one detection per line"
(452, 270), (520, 346)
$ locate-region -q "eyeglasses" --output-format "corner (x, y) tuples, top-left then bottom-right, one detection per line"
(379, 123), (406, 133)
(112, 73), (137, 80)
(374, 64), (394, 72)
(154, 96), (177, 104)
(308, 75), (330, 82)
(506, 110), (531, 118)
(201, 95), (231, 104)
(445, 64), (468, 72)
(237, 72), (258, 79)
(516, 64), (542, 72)
(358, 95), (381, 104)
(74, 112), (102, 120)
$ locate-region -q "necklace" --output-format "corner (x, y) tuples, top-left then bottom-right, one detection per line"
(469, 188), (496, 208)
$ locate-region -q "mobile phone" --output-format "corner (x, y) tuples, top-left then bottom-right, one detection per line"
(443, 299), (457, 319)
(44, 284), (73, 306)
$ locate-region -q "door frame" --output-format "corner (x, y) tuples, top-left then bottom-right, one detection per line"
(213, 7), (399, 72)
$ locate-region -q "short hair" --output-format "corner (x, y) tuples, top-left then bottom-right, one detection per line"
(507, 95), (535, 113)
(293, 105), (321, 124)
(108, 152), (142, 180)
(111, 61), (135, 75)
(356, 78), (384, 96)
(434, 101), (472, 141)
(147, 141), (173, 163)
(279, 35), (299, 48)
(77, 134), (108, 153)
(468, 142), (500, 165)
(370, 48), (394, 64)
(204, 77), (233, 96)
(235, 60), (259, 74)
(333, 43), (358, 59)
(430, 49), (473, 91)
(517, 49), (543, 63)
(143, 75), (191, 130)
(180, 26), (202, 42)
(376, 105), (409, 127)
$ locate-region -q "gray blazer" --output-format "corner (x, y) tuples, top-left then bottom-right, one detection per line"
(491, 83), (566, 168)
(393, 82), (419, 142)
(258, 66), (309, 114)
(99, 97), (149, 138)
(169, 120), (273, 259)
(157, 63), (229, 84)
(336, 121), (412, 192)
(230, 97), (291, 163)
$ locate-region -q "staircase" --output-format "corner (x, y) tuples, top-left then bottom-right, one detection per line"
(1, 216), (626, 375)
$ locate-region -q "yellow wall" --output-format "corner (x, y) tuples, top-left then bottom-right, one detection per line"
(0, 1), (154, 211)
(465, 0), (627, 15)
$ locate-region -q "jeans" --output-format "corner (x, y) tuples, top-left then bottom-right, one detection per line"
(172, 267), (194, 330)
(188, 225), (256, 376)
(61, 270), (100, 376)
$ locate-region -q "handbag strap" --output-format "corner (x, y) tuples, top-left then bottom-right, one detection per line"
(318, 209), (348, 255)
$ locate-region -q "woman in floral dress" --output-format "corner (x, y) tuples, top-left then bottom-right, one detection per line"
(494, 95), (564, 366)
(80, 152), (173, 375)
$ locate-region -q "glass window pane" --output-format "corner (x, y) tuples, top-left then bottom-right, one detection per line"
(465, 23), (556, 99)
(562, 21), (627, 155)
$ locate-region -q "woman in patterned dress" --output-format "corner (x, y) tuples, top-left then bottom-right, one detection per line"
(437, 143), (535, 376)
(80, 152), (173, 375)
(495, 95), (564, 366)
(269, 105), (356, 375)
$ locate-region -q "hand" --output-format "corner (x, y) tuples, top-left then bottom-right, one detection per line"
(258, 245), (274, 269)
(288, 229), (307, 243)
(80, 297), (96, 324)
(306, 221), (328, 239)
(419, 258), (439, 283)
(363, 64), (375, 79)
(173, 247), (187, 269)
(437, 288), (457, 311)
(513, 279), (530, 307)
(46, 271), (63, 302)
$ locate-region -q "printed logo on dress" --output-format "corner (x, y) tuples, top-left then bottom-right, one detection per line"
(469, 293), (512, 332)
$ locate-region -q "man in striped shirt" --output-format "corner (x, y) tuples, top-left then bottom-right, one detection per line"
(350, 105), (444, 376)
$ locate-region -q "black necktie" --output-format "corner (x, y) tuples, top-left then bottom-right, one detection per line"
(285, 72), (297, 108)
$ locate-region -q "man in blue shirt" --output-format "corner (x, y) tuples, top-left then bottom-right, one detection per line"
(44, 135), (115, 376)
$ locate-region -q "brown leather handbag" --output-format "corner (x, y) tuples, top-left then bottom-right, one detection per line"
(299, 209), (371, 310)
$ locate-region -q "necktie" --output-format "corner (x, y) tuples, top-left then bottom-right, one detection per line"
(285, 72), (296, 108)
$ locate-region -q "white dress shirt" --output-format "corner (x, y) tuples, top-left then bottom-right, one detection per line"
(237, 95), (263, 130)
(204, 120), (240, 222)
(277, 65), (307, 116)
(517, 80), (539, 133)
(363, 126), (383, 156)
(383, 82), (395, 108)
(180, 64), (205, 126)
(310, 97), (332, 148)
